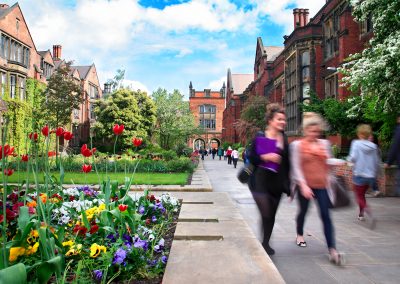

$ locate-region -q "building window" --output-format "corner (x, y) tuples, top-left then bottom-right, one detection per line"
(42, 61), (53, 78)
(204, 89), (211, 97)
(19, 76), (25, 100)
(90, 104), (96, 120)
(325, 74), (338, 98)
(323, 10), (340, 59)
(301, 51), (310, 101)
(73, 108), (80, 120)
(0, 72), (6, 96)
(199, 104), (216, 130)
(285, 55), (298, 133)
(89, 84), (99, 99)
(360, 14), (373, 35)
(0, 34), (29, 67)
(9, 74), (16, 99)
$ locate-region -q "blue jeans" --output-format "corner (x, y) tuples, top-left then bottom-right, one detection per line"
(296, 189), (335, 249)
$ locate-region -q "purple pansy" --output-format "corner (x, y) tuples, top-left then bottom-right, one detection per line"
(154, 238), (165, 253)
(106, 233), (119, 243)
(138, 205), (145, 214)
(93, 270), (103, 281)
(161, 255), (168, 264)
(134, 238), (149, 251)
(113, 248), (127, 265)
(152, 216), (157, 223)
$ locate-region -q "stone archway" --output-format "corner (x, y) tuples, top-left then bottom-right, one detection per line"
(193, 138), (206, 150)
(210, 138), (221, 149)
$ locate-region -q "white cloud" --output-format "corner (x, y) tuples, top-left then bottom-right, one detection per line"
(208, 76), (226, 90)
(122, 79), (150, 94)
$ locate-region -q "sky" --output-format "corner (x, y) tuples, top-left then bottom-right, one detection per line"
(13, 0), (326, 97)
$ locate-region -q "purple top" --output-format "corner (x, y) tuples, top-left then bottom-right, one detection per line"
(255, 136), (280, 172)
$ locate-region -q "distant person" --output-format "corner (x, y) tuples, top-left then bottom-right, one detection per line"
(217, 147), (223, 160)
(200, 148), (206, 160)
(348, 124), (379, 228)
(291, 112), (343, 265)
(223, 150), (227, 160)
(248, 103), (290, 255)
(242, 147), (250, 165)
(226, 146), (233, 165)
(231, 148), (239, 168)
(385, 114), (400, 196)
(212, 148), (217, 160)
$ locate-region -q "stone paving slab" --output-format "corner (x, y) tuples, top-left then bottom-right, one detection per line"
(163, 192), (285, 284)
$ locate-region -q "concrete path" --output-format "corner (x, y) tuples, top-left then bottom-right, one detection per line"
(203, 156), (400, 284)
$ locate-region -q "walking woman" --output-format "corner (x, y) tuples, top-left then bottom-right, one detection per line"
(291, 112), (343, 265)
(348, 124), (379, 226)
(248, 103), (290, 255)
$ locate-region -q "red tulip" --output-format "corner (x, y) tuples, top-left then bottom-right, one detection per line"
(113, 124), (124, 135)
(29, 132), (38, 141)
(4, 169), (14, 176)
(48, 151), (56, 157)
(41, 125), (49, 137)
(21, 154), (29, 162)
(82, 164), (92, 173)
(81, 144), (96, 157)
(63, 131), (73, 140)
(132, 138), (143, 147)
(0, 145), (14, 159)
(55, 127), (64, 137)
(118, 204), (128, 212)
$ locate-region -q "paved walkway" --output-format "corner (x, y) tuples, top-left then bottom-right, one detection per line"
(202, 156), (400, 284)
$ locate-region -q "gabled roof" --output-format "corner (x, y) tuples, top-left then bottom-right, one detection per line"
(72, 65), (91, 80)
(231, 74), (253, 95)
(263, 46), (284, 62)
(53, 59), (64, 69)
(0, 3), (17, 20)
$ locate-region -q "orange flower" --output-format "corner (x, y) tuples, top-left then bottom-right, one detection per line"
(40, 193), (47, 204)
(27, 200), (37, 208)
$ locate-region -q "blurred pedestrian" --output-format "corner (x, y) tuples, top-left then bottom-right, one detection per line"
(291, 112), (343, 265)
(226, 146), (233, 165)
(212, 148), (217, 159)
(231, 148), (239, 168)
(348, 124), (379, 228)
(385, 115), (400, 196)
(217, 147), (223, 160)
(248, 103), (290, 255)
(369, 134), (382, 197)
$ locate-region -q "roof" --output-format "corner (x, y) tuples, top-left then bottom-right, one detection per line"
(0, 3), (17, 19)
(231, 74), (253, 95)
(72, 65), (91, 80)
(263, 46), (284, 62)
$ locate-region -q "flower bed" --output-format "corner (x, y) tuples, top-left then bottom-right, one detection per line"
(1, 186), (180, 283)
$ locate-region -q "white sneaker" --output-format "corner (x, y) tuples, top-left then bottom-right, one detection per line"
(358, 215), (365, 221)
(373, 191), (382, 197)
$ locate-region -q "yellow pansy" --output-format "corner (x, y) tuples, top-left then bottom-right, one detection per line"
(62, 240), (74, 247)
(27, 230), (39, 245)
(25, 242), (39, 255)
(90, 243), (107, 258)
(65, 243), (82, 257)
(9, 247), (26, 262)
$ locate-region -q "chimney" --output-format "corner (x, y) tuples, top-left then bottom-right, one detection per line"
(53, 45), (62, 59)
(293, 8), (300, 29)
(303, 9), (310, 26)
(0, 4), (10, 9)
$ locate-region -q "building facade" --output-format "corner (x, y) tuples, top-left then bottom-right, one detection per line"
(0, 3), (103, 148)
(188, 81), (225, 150)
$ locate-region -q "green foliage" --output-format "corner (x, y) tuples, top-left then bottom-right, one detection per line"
(94, 89), (156, 150)
(151, 88), (199, 150)
(235, 95), (268, 141)
(43, 62), (82, 128)
(341, 0), (400, 113)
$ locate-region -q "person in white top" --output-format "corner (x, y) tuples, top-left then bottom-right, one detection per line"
(231, 149), (239, 168)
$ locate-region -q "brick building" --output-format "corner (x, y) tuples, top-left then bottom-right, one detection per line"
(0, 3), (103, 147)
(221, 69), (253, 144)
(237, 0), (373, 143)
(188, 81), (225, 150)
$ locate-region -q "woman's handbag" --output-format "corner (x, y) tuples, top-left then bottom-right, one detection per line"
(327, 175), (352, 208)
(237, 164), (255, 184)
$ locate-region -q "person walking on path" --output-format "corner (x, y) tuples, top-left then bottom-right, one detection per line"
(200, 148), (206, 160)
(369, 134), (382, 197)
(217, 147), (223, 160)
(248, 103), (290, 255)
(385, 115), (400, 196)
(226, 146), (233, 165)
(347, 124), (379, 227)
(290, 112), (343, 265)
(211, 148), (217, 160)
(231, 148), (239, 168)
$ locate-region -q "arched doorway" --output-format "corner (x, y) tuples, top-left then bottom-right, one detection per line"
(193, 138), (206, 150)
(210, 138), (221, 149)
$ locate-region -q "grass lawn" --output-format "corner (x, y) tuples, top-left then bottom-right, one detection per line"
(7, 171), (189, 185)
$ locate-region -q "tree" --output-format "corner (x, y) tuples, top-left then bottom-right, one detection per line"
(340, 0), (400, 113)
(107, 69), (125, 93)
(43, 62), (82, 128)
(235, 95), (268, 143)
(151, 88), (198, 150)
(94, 88), (156, 151)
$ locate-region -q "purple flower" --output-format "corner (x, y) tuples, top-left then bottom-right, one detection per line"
(93, 270), (103, 281)
(138, 205), (145, 214)
(161, 255), (168, 264)
(134, 238), (148, 251)
(154, 238), (165, 253)
(155, 202), (166, 213)
(122, 234), (133, 245)
(113, 248), (127, 265)
(147, 259), (157, 267)
(152, 216), (157, 223)
(106, 233), (119, 243)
